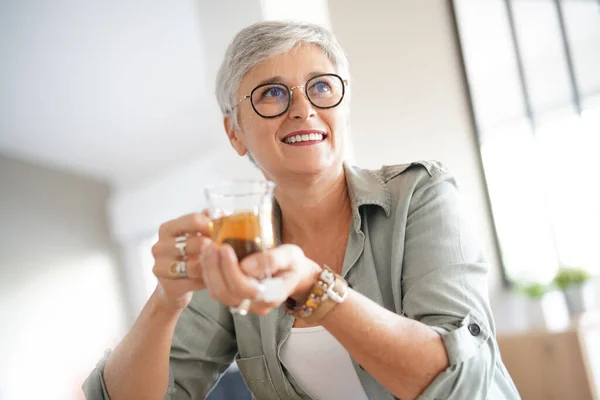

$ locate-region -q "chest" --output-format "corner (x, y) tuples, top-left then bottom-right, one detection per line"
(286, 224), (350, 272)
(279, 326), (369, 400)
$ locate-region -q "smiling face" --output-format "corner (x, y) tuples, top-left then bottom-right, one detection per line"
(224, 44), (349, 181)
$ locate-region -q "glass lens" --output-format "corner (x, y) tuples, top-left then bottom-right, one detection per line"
(251, 84), (290, 117)
(306, 74), (344, 108)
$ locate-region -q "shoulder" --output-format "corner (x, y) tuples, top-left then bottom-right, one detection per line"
(374, 160), (455, 193)
(378, 160), (449, 181)
(375, 161), (460, 217)
(344, 161), (458, 216)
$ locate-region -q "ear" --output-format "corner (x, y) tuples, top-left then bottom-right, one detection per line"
(223, 115), (247, 156)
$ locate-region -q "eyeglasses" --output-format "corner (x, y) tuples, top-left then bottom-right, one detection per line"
(231, 73), (348, 118)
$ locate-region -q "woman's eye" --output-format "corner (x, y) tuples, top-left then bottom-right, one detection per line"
(313, 81), (331, 93)
(309, 80), (333, 97)
(262, 86), (285, 98)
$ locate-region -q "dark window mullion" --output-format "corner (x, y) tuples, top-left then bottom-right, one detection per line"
(504, 0), (535, 132)
(553, 0), (582, 115)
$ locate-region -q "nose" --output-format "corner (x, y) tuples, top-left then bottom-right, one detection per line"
(288, 86), (316, 120)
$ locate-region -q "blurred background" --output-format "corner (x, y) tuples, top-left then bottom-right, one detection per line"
(0, 0), (599, 399)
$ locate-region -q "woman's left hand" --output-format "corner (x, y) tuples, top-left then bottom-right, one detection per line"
(201, 243), (321, 315)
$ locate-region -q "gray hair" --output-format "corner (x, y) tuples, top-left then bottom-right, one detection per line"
(215, 20), (350, 131)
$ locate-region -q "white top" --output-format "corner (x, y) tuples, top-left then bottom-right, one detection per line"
(279, 326), (369, 400)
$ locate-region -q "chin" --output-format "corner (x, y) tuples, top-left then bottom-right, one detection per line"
(257, 150), (344, 179)
(287, 156), (342, 176)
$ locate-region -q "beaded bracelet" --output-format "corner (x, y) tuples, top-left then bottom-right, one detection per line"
(284, 265), (348, 322)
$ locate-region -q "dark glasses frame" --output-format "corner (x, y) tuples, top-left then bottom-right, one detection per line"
(231, 73), (348, 118)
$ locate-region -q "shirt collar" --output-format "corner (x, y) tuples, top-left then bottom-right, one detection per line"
(343, 162), (391, 231)
(272, 162), (391, 241)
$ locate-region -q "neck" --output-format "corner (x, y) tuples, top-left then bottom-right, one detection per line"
(273, 164), (352, 242)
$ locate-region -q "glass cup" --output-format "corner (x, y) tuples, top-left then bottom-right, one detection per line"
(205, 180), (276, 278)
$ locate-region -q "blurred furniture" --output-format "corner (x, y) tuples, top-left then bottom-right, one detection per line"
(498, 311), (600, 400)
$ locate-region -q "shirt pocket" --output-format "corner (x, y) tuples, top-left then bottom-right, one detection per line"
(235, 354), (281, 400)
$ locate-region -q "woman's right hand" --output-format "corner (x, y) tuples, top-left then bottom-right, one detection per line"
(151, 212), (213, 311)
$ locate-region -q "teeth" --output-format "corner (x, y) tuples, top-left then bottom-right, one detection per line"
(283, 133), (325, 144)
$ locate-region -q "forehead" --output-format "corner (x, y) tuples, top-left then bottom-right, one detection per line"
(240, 44), (335, 90)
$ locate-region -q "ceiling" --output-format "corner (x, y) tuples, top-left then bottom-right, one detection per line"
(0, 0), (263, 188)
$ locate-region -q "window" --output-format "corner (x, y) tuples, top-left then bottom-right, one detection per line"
(453, 0), (600, 284)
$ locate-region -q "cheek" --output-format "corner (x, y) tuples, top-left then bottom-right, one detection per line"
(321, 108), (347, 133)
(238, 110), (280, 145)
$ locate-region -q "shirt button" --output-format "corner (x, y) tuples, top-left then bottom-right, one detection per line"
(468, 323), (481, 336)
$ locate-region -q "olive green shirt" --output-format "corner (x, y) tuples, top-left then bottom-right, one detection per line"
(83, 160), (520, 399)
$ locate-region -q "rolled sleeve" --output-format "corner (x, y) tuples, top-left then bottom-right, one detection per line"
(431, 311), (491, 366)
(400, 164), (519, 399)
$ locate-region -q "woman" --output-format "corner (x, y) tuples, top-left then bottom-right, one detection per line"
(83, 21), (519, 400)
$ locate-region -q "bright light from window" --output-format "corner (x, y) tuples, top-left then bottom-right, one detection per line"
(482, 120), (560, 283)
(481, 107), (600, 283)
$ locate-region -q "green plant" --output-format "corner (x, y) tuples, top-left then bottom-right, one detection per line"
(517, 282), (549, 300)
(553, 267), (591, 291)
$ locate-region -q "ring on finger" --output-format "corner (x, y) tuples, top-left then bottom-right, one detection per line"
(229, 298), (252, 316)
(174, 235), (188, 258)
(169, 260), (187, 278)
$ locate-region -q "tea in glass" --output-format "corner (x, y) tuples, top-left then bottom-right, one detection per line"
(205, 180), (275, 263)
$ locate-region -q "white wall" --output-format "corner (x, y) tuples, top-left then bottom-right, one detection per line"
(109, 0), (268, 313)
(0, 154), (127, 400)
(0, 0), (216, 187)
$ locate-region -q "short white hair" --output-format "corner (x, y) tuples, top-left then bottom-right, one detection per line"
(215, 20), (350, 130)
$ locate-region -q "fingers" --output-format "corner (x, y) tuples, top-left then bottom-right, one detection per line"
(152, 235), (212, 259)
(220, 244), (260, 299)
(240, 244), (304, 278)
(153, 256), (204, 280)
(196, 242), (312, 316)
(158, 212), (212, 239)
(202, 245), (239, 305)
(150, 211), (214, 310)
(151, 211), (213, 283)
(202, 243), (278, 314)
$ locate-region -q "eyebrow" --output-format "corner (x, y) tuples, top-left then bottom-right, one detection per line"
(255, 71), (330, 87)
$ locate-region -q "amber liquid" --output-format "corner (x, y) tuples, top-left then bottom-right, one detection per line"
(211, 211), (274, 261)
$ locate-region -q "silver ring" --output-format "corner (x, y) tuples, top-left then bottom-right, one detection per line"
(175, 235), (187, 258)
(169, 260), (187, 278)
(229, 299), (252, 316)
